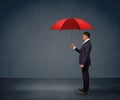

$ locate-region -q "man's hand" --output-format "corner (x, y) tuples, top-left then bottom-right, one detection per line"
(70, 43), (75, 49)
(80, 64), (84, 68)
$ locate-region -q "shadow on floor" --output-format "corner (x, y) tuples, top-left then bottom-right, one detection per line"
(0, 78), (120, 100)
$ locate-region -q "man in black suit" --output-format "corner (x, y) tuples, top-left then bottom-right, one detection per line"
(70, 32), (92, 95)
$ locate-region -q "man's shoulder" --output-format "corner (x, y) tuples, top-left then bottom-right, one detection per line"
(83, 40), (92, 48)
(84, 40), (91, 45)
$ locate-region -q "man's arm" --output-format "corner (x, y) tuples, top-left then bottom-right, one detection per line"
(74, 47), (81, 53)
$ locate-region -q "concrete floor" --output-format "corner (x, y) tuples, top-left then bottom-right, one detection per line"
(0, 78), (120, 100)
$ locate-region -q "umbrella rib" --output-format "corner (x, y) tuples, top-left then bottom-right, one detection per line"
(73, 18), (81, 30)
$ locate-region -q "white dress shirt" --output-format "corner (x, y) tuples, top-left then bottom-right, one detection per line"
(73, 38), (90, 49)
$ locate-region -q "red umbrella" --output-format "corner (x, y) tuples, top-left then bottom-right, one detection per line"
(50, 18), (93, 42)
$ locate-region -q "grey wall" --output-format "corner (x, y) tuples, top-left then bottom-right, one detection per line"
(0, 0), (120, 78)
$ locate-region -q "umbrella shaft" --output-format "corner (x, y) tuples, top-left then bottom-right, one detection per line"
(71, 30), (73, 43)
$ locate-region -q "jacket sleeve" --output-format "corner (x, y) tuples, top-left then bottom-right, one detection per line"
(74, 47), (81, 53)
(81, 44), (91, 65)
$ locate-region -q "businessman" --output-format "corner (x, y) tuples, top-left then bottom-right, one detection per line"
(70, 32), (92, 95)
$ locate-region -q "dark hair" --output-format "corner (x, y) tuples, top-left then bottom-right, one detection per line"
(83, 32), (90, 38)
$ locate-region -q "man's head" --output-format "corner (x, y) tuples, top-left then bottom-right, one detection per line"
(82, 32), (90, 41)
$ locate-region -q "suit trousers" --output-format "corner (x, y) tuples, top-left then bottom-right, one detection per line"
(81, 65), (89, 91)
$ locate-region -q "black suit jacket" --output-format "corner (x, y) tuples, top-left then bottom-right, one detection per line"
(75, 40), (92, 66)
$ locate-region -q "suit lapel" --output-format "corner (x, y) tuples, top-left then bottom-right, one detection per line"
(80, 40), (90, 49)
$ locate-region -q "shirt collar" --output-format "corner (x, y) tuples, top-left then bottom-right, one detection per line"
(82, 38), (90, 45)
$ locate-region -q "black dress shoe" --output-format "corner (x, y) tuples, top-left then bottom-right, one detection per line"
(78, 88), (84, 91)
(79, 91), (88, 95)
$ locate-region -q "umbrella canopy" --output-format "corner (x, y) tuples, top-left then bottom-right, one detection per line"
(50, 18), (93, 42)
(50, 18), (93, 30)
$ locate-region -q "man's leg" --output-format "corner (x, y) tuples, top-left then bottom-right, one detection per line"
(82, 66), (89, 92)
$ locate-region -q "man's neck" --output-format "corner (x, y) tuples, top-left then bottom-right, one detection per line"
(82, 38), (90, 44)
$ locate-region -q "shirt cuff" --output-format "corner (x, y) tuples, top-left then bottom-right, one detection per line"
(73, 47), (76, 49)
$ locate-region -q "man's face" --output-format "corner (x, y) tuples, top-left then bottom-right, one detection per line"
(82, 34), (88, 41)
